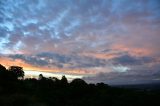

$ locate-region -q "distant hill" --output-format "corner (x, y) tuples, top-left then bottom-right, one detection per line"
(112, 82), (160, 90)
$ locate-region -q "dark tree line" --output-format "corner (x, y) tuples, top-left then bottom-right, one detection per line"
(0, 64), (24, 82)
(0, 64), (160, 106)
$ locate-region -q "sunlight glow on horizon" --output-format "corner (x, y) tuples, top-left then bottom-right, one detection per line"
(24, 70), (83, 81)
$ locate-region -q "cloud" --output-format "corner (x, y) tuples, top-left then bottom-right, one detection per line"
(0, 0), (159, 55)
(0, 0), (160, 84)
(8, 52), (107, 71)
(83, 69), (160, 85)
(111, 54), (154, 65)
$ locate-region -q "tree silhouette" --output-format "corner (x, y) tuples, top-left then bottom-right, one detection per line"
(0, 64), (8, 81)
(70, 78), (87, 87)
(0, 65), (160, 106)
(61, 75), (68, 83)
(60, 75), (68, 86)
(38, 74), (44, 80)
(49, 77), (60, 83)
(0, 64), (7, 71)
(8, 66), (24, 79)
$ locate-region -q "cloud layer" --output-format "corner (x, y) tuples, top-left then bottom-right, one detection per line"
(0, 0), (160, 84)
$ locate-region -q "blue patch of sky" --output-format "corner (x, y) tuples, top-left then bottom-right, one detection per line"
(112, 65), (130, 73)
(13, 41), (23, 51)
(0, 22), (14, 31)
(0, 34), (11, 54)
(22, 19), (38, 26)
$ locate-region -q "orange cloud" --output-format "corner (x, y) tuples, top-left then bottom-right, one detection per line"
(111, 44), (153, 57)
(0, 56), (95, 76)
(81, 52), (118, 59)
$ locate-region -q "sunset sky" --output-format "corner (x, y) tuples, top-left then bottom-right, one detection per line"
(0, 0), (160, 84)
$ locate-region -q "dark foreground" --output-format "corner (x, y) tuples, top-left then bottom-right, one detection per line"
(0, 64), (160, 106)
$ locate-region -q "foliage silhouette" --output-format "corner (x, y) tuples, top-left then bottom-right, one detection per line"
(38, 74), (44, 80)
(0, 64), (160, 106)
(70, 78), (87, 88)
(60, 75), (68, 87)
(0, 64), (7, 71)
(8, 66), (24, 79)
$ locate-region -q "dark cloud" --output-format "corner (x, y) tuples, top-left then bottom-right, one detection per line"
(83, 69), (160, 85)
(8, 52), (107, 69)
(83, 53), (160, 84)
(111, 54), (154, 65)
(9, 54), (49, 66)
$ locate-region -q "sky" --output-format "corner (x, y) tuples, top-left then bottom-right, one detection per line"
(0, 0), (160, 85)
